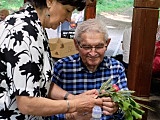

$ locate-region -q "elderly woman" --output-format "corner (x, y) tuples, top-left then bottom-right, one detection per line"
(0, 0), (103, 119)
(0, 9), (9, 21)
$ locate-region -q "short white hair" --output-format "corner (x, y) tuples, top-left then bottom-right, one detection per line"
(74, 19), (109, 42)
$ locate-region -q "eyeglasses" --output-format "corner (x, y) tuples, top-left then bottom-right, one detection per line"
(77, 42), (107, 52)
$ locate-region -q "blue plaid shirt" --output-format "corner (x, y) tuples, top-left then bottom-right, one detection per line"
(50, 53), (128, 120)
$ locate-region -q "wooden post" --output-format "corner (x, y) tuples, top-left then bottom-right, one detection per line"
(128, 8), (159, 96)
(127, 0), (159, 119)
(84, 0), (97, 20)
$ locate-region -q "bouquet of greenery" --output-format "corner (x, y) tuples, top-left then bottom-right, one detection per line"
(98, 78), (154, 120)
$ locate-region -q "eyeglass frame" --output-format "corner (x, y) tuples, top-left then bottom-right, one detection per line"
(76, 41), (107, 52)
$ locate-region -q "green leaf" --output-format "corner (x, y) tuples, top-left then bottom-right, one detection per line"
(98, 92), (110, 98)
(131, 109), (142, 119)
(111, 92), (121, 102)
(129, 97), (140, 108)
(125, 111), (133, 120)
(122, 101), (131, 111)
(117, 90), (135, 94)
(133, 107), (145, 115)
(99, 77), (112, 92)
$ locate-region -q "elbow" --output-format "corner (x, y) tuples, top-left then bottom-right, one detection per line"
(16, 96), (34, 115)
(17, 103), (31, 115)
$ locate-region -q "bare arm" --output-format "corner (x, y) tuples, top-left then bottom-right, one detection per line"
(16, 82), (75, 116)
(48, 82), (75, 100)
(49, 82), (100, 100)
(16, 96), (76, 116)
(16, 87), (102, 117)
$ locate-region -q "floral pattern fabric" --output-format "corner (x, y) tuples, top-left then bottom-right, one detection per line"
(0, 4), (52, 120)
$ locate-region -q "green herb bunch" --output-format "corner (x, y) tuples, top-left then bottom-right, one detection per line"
(98, 78), (154, 120)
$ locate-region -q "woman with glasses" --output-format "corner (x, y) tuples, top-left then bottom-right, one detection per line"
(51, 19), (128, 120)
(0, 0), (103, 119)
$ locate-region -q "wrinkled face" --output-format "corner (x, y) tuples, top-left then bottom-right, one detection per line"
(75, 31), (110, 71)
(46, 1), (75, 29)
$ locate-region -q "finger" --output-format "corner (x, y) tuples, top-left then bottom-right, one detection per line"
(84, 89), (99, 95)
(102, 106), (115, 115)
(102, 103), (119, 115)
(103, 101), (116, 108)
(94, 98), (103, 107)
(102, 109), (113, 115)
(102, 97), (112, 102)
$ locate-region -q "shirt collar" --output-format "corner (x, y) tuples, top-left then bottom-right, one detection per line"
(77, 55), (111, 73)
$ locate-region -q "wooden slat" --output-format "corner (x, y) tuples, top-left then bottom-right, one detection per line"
(84, 0), (97, 20)
(134, 0), (160, 8)
(127, 6), (159, 119)
(127, 8), (159, 96)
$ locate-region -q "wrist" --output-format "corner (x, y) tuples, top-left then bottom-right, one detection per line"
(64, 92), (75, 100)
(64, 92), (70, 100)
(68, 94), (75, 100)
(66, 100), (70, 113)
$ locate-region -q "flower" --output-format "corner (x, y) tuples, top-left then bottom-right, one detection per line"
(112, 84), (120, 92)
(98, 78), (154, 120)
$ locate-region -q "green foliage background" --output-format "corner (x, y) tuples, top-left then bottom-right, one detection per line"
(0, 0), (159, 18)
(0, 0), (134, 13)
(0, 0), (23, 10)
(96, 0), (133, 14)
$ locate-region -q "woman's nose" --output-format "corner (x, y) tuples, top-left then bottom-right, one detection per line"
(66, 14), (72, 22)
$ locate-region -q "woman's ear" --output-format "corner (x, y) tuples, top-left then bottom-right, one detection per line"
(46, 0), (55, 8)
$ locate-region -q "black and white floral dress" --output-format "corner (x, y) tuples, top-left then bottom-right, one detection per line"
(0, 4), (52, 120)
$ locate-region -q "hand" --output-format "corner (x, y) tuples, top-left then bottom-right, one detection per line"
(101, 97), (119, 115)
(73, 96), (102, 113)
(75, 89), (99, 99)
(83, 89), (99, 96)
